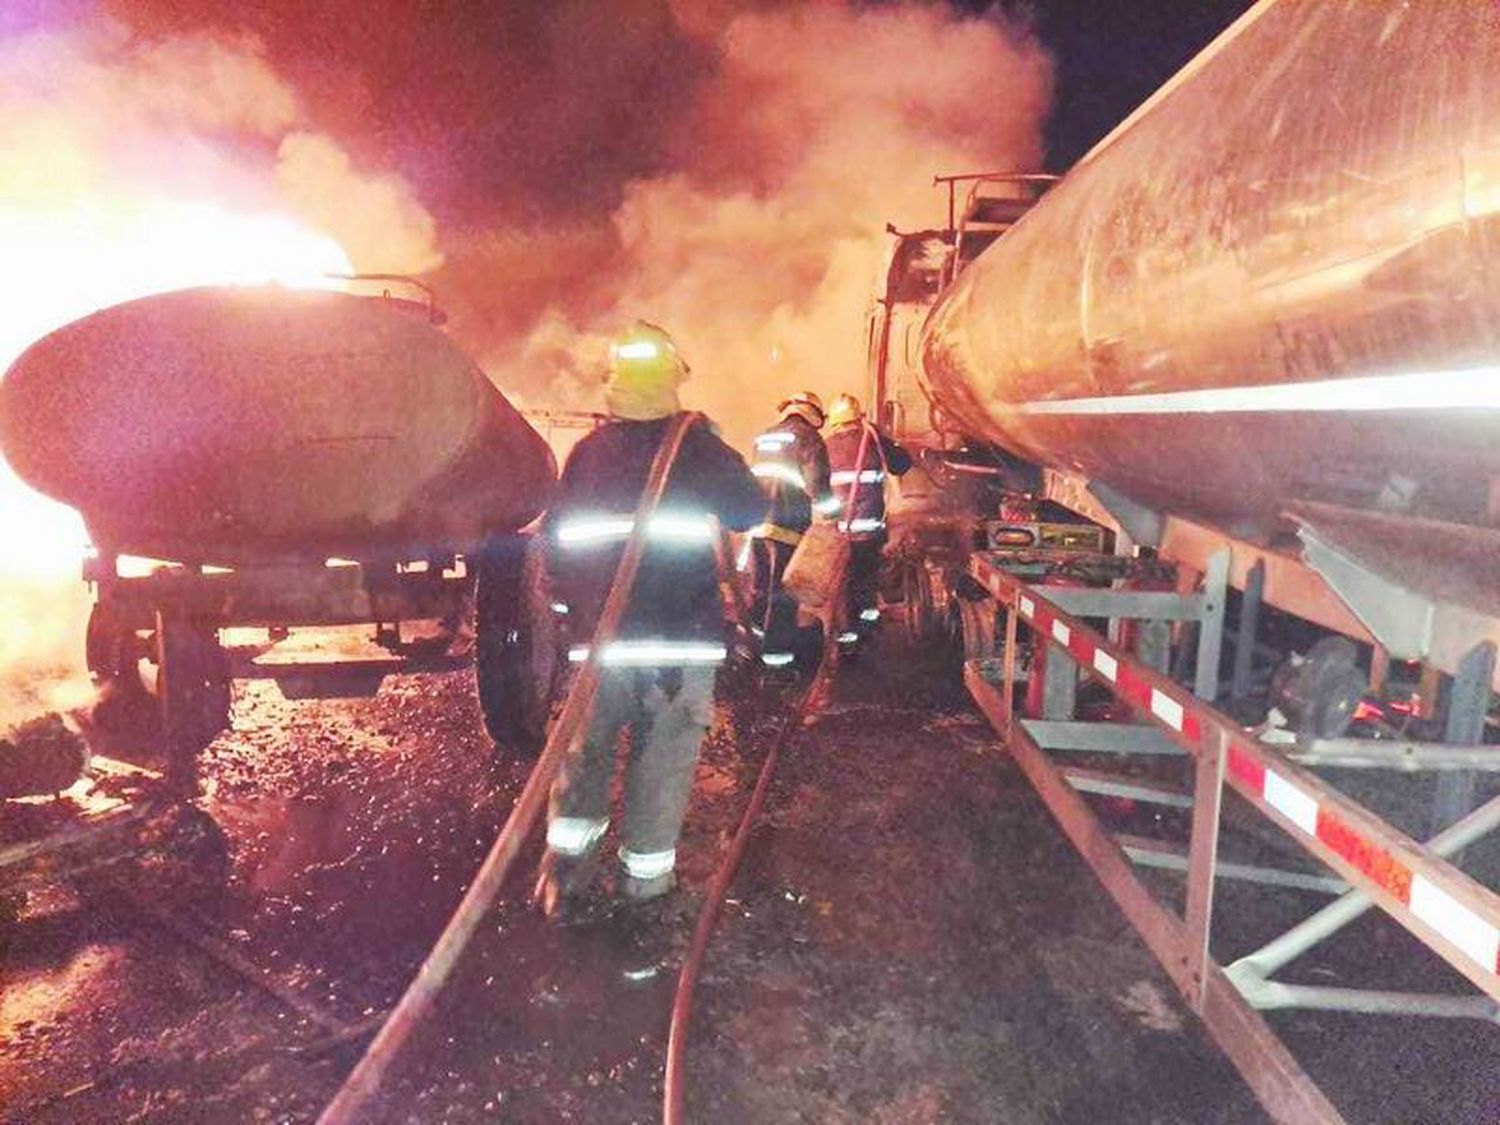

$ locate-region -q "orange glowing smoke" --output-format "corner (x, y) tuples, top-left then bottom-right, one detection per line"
(0, 21), (439, 580)
(489, 3), (1053, 448)
(0, 19), (439, 722)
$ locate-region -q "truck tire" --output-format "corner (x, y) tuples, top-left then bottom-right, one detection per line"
(901, 559), (948, 644)
(958, 596), (998, 661)
(474, 534), (557, 761)
(86, 602), (145, 691)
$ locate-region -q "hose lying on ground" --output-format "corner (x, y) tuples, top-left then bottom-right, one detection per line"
(663, 426), (869, 1125)
(661, 667), (826, 1125)
(317, 411), (699, 1125)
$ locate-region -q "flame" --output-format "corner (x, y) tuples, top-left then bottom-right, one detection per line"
(0, 197), (353, 577)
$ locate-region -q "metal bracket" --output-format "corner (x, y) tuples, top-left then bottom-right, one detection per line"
(1087, 481), (1165, 548)
(1297, 526), (1434, 659)
(1230, 976), (1500, 1023)
(1023, 719), (1182, 757)
(1230, 559), (1266, 705)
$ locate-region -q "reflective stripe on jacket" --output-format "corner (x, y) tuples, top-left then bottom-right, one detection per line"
(824, 422), (913, 540)
(544, 414), (765, 650)
(749, 414), (831, 539)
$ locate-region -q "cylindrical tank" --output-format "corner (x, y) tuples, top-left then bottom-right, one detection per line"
(922, 1), (1500, 544)
(0, 286), (557, 564)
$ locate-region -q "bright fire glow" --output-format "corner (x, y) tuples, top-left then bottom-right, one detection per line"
(0, 198), (353, 577)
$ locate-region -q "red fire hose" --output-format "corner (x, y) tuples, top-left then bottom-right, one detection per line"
(662, 669), (824, 1125)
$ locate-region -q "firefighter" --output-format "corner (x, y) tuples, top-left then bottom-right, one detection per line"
(745, 391), (835, 669)
(537, 321), (765, 923)
(823, 392), (912, 647)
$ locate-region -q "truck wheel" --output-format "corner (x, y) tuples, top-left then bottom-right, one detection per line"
(86, 603), (145, 692)
(901, 561), (937, 642)
(899, 561), (922, 640)
(474, 534), (557, 761)
(154, 614), (230, 793)
(958, 597), (998, 661)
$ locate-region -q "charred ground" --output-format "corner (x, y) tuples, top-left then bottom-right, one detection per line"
(1, 629), (1490, 1123)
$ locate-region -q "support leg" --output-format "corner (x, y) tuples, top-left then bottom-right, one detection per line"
(1230, 559), (1265, 707)
(1193, 550), (1229, 703)
(1184, 729), (1228, 1010)
(1433, 641), (1496, 838)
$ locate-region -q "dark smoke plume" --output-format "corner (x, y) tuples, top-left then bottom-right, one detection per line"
(104, 0), (1053, 440)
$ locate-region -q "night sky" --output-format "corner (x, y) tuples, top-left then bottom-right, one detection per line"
(991, 0), (1257, 169)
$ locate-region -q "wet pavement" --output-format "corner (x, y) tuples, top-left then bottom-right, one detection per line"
(0, 628), (1494, 1122)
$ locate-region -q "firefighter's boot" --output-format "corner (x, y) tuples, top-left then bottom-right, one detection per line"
(534, 848), (607, 926)
(619, 866), (677, 905)
(613, 876), (686, 986)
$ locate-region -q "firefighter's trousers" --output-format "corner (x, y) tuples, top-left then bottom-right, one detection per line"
(750, 537), (826, 668)
(548, 664), (716, 877)
(751, 537), (797, 653)
(845, 538), (884, 637)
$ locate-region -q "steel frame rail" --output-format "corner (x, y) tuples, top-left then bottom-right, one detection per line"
(964, 549), (1500, 1124)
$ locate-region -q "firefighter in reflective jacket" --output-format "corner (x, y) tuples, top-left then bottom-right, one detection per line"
(538, 321), (765, 922)
(746, 391), (835, 668)
(823, 392), (912, 645)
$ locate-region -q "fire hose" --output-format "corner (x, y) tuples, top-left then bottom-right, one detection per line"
(316, 410), (699, 1125)
(662, 420), (872, 1124)
(319, 410), (867, 1124)
(661, 657), (827, 1125)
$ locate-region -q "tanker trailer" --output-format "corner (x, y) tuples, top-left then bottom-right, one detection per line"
(920, 0), (1500, 688)
(881, 8), (1500, 1114)
(0, 284), (560, 786)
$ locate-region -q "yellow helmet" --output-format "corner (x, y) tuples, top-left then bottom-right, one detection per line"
(826, 392), (864, 429)
(606, 321), (689, 420)
(777, 390), (825, 429)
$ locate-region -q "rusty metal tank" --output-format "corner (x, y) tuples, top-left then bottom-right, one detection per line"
(0, 286), (556, 564)
(921, 1), (1500, 559)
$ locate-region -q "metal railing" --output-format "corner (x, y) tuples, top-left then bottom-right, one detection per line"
(963, 548), (1500, 1123)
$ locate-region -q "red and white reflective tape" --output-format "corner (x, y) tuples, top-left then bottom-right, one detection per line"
(1092, 649), (1118, 682)
(1004, 560), (1500, 982)
(1015, 589), (1201, 741)
(1411, 877), (1500, 971)
(1226, 743), (1500, 976)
